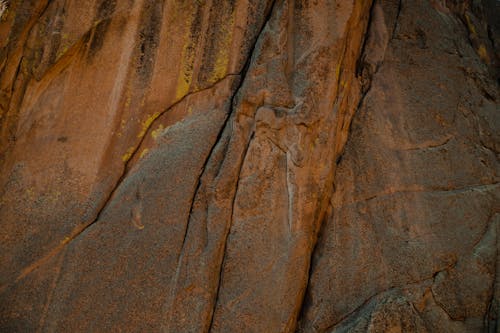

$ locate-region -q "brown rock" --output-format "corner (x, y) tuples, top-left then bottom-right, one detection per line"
(0, 0), (498, 332)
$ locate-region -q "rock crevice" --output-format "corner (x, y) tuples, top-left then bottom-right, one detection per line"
(0, 0), (498, 332)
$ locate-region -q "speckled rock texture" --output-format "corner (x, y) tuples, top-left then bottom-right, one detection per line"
(0, 0), (499, 332)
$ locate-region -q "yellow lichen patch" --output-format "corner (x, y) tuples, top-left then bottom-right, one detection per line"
(137, 112), (160, 138)
(116, 119), (126, 137)
(55, 33), (71, 60)
(210, 48), (229, 83)
(176, 70), (192, 100)
(208, 14), (234, 83)
(175, 13), (197, 100)
(56, 45), (69, 60)
(151, 124), (165, 139)
(48, 190), (62, 204)
(465, 13), (476, 35)
(477, 44), (490, 63)
(122, 146), (135, 162)
(124, 92), (132, 108)
(139, 148), (149, 159)
(26, 187), (35, 199)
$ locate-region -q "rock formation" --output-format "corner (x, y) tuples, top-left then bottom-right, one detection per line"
(0, 0), (498, 332)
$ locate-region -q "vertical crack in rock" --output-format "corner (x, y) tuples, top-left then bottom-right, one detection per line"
(392, 0), (402, 39)
(208, 131), (255, 333)
(296, 0), (378, 326)
(175, 74), (243, 275)
(205, 2), (280, 327)
(167, 97), (233, 332)
(164, 3), (278, 331)
(297, 202), (332, 328)
(204, 0), (374, 331)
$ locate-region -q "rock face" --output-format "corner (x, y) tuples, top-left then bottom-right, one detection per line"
(0, 0), (498, 332)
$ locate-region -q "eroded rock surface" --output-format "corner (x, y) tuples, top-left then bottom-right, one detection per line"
(0, 0), (498, 332)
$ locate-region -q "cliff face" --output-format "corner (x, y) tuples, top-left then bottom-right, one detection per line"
(0, 0), (498, 332)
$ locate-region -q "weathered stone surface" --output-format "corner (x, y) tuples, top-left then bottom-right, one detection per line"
(298, 1), (500, 332)
(0, 0), (498, 332)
